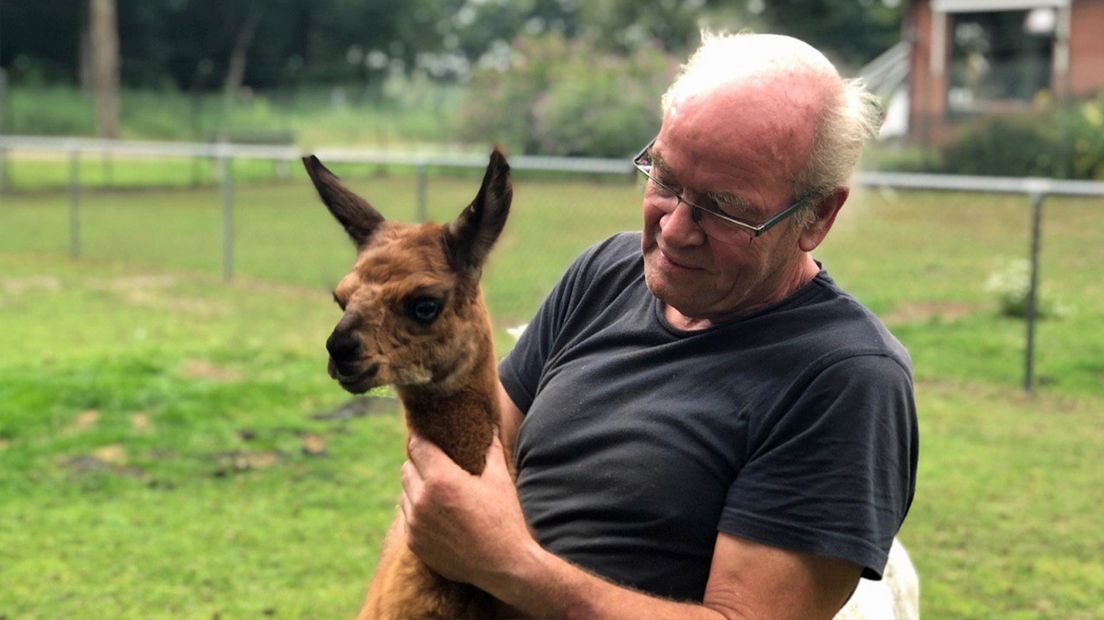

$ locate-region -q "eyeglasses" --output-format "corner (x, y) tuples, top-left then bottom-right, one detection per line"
(632, 137), (810, 243)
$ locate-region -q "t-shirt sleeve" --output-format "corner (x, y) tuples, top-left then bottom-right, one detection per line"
(498, 240), (604, 414)
(718, 353), (918, 580)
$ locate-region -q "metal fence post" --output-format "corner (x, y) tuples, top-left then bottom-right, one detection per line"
(0, 145), (7, 193)
(221, 155), (234, 281)
(68, 149), (81, 258)
(1024, 192), (1046, 393)
(415, 163), (428, 223)
(0, 68), (8, 192)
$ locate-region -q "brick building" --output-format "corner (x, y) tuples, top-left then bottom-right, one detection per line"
(905, 0), (1104, 145)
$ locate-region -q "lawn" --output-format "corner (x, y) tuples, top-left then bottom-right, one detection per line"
(1, 172), (1102, 618)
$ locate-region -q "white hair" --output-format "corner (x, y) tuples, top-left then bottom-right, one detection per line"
(662, 32), (884, 228)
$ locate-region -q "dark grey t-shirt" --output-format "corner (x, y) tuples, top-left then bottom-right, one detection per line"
(499, 232), (918, 602)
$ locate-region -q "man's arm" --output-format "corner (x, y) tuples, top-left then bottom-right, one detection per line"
(400, 384), (861, 620)
(496, 380), (523, 467)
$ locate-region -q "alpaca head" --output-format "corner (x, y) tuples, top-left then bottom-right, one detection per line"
(303, 150), (512, 394)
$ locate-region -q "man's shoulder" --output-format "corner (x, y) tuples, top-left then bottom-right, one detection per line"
(559, 231), (644, 291)
(577, 231), (642, 272)
(783, 272), (912, 375)
(759, 271), (914, 377)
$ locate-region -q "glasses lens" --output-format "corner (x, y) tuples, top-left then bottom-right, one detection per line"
(697, 210), (753, 244)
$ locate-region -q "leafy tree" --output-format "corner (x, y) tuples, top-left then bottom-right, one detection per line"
(755, 0), (905, 69)
(457, 33), (677, 156)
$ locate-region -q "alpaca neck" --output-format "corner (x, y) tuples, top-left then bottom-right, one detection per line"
(397, 339), (499, 475)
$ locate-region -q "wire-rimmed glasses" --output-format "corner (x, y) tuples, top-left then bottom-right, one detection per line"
(632, 137), (811, 243)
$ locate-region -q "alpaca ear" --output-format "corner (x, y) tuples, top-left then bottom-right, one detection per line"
(302, 155), (385, 247)
(446, 147), (512, 274)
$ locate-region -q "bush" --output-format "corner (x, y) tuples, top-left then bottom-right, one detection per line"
(9, 86), (96, 135)
(983, 258), (1064, 319)
(1064, 93), (1104, 179)
(939, 115), (1059, 177)
(936, 93), (1104, 179)
(456, 34), (679, 157)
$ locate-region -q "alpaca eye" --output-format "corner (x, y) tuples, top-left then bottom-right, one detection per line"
(407, 297), (443, 325)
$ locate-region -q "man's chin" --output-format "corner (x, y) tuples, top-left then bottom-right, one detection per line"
(644, 264), (705, 316)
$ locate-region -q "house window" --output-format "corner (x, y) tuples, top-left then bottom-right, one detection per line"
(946, 9), (1054, 116)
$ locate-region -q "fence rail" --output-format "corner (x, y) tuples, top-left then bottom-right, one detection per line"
(3, 134), (1103, 392)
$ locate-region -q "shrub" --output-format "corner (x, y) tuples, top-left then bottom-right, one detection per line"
(1064, 92), (1104, 179)
(983, 258), (1064, 319)
(939, 114), (1060, 177)
(936, 94), (1104, 180)
(456, 34), (678, 157)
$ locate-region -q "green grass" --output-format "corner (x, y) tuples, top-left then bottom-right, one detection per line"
(1, 175), (1103, 618)
(6, 85), (462, 147)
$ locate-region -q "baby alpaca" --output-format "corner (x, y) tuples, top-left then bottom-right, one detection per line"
(303, 150), (512, 619)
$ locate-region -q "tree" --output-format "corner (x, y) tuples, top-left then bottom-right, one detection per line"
(88, 0), (121, 138)
(756, 0), (904, 69)
(223, 4), (260, 97)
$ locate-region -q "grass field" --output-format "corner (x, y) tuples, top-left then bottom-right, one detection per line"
(2, 171), (1102, 618)
(7, 85), (461, 148)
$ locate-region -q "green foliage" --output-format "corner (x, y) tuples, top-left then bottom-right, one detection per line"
(1065, 93), (1104, 179)
(5, 84), (458, 147)
(939, 114), (1061, 177)
(456, 34), (677, 156)
(983, 258), (1064, 319)
(8, 86), (96, 135)
(757, 0), (904, 70)
(937, 94), (1104, 179)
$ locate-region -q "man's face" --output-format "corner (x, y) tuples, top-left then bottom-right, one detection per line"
(640, 81), (821, 323)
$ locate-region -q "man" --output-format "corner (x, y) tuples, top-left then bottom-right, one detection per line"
(400, 32), (918, 619)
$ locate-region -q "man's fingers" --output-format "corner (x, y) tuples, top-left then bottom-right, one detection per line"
(401, 459), (421, 497)
(400, 490), (412, 524)
(408, 433), (456, 478)
(484, 433), (512, 476)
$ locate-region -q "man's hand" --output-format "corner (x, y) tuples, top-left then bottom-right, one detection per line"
(400, 433), (539, 588)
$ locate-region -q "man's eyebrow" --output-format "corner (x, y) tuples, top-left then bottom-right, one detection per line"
(649, 149), (676, 181)
(706, 189), (758, 217)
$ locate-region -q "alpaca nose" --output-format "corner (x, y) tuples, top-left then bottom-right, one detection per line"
(326, 329), (361, 362)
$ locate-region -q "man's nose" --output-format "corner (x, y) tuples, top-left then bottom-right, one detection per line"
(660, 200), (705, 245)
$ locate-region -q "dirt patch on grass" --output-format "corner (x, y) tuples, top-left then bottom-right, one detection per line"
(62, 448), (148, 480)
(182, 359), (242, 382)
(881, 300), (984, 326)
(131, 412), (152, 434)
(89, 275), (229, 317)
(311, 396), (399, 421)
(94, 444), (127, 463)
(300, 433), (328, 456)
(213, 450), (286, 476)
(67, 409), (101, 433)
(0, 275), (64, 296)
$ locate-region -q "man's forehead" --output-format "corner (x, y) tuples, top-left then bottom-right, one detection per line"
(661, 85), (817, 180)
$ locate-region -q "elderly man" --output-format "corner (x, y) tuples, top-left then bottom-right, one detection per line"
(400, 32), (918, 619)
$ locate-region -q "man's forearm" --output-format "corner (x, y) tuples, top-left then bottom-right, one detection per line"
(480, 540), (733, 620)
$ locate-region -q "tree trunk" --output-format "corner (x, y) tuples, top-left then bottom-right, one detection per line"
(88, 0), (121, 139)
(223, 8), (260, 99)
(79, 7), (93, 92)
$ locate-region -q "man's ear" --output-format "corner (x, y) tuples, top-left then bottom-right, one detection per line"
(799, 187), (848, 252)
